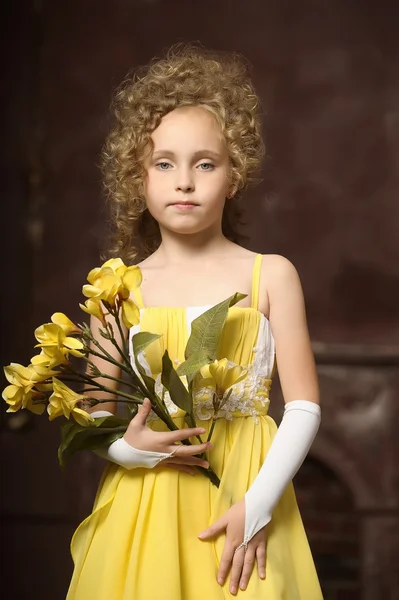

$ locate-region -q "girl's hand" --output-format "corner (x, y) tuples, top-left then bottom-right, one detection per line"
(124, 398), (212, 475)
(198, 499), (266, 595)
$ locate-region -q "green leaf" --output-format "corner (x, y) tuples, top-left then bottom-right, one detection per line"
(58, 415), (129, 468)
(176, 349), (211, 378)
(132, 332), (161, 356)
(131, 332), (161, 395)
(161, 350), (193, 414)
(185, 293), (247, 361)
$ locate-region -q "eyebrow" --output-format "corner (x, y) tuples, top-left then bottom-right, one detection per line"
(152, 149), (223, 161)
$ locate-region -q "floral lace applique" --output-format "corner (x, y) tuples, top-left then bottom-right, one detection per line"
(192, 360), (271, 423)
(143, 363), (271, 423)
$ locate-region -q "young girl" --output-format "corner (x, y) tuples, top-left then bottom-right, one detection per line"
(67, 45), (323, 599)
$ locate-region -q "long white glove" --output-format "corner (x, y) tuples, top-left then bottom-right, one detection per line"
(90, 410), (177, 469)
(243, 399), (321, 545)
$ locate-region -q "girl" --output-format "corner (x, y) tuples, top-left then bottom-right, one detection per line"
(67, 45), (323, 599)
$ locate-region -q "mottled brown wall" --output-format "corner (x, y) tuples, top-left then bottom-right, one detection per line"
(1, 1), (398, 599)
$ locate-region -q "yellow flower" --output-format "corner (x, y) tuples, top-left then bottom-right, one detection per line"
(82, 259), (142, 328)
(83, 267), (121, 304)
(2, 362), (53, 414)
(199, 359), (246, 398)
(4, 362), (55, 388)
(34, 323), (85, 365)
(47, 378), (94, 426)
(32, 347), (68, 369)
(31, 352), (52, 367)
(4, 386), (46, 415)
(51, 313), (82, 335)
(79, 298), (106, 325)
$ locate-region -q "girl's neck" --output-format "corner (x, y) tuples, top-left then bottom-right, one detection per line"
(153, 227), (232, 266)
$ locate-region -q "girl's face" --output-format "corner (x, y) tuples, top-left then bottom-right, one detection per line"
(143, 106), (230, 236)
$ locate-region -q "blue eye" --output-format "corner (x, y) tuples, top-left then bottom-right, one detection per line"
(157, 162), (171, 170)
(198, 163), (214, 171)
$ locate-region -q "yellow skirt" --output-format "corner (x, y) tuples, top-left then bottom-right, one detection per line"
(67, 414), (323, 599)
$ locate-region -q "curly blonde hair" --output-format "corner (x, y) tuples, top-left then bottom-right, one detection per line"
(102, 44), (265, 263)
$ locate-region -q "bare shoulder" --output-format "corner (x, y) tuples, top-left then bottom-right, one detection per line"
(261, 254), (301, 289)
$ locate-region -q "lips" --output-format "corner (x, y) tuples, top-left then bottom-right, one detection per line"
(168, 202), (200, 210)
(169, 201), (199, 206)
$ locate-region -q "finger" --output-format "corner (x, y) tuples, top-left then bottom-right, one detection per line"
(239, 545), (256, 591)
(228, 547), (246, 595)
(164, 427), (207, 443)
(132, 398), (152, 425)
(198, 514), (228, 541)
(256, 542), (266, 579)
(216, 542), (235, 587)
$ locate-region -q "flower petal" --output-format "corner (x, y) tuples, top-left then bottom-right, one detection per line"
(223, 365), (246, 391)
(4, 364), (31, 386)
(121, 298), (140, 328)
(25, 399), (46, 415)
(30, 363), (58, 382)
(82, 284), (106, 299)
(34, 323), (64, 346)
(122, 266), (143, 291)
(79, 299), (106, 325)
(86, 266), (101, 285)
(51, 313), (81, 335)
(71, 406), (94, 426)
(31, 353), (51, 367)
(102, 258), (125, 272)
(2, 384), (23, 403)
(63, 337), (84, 351)
(199, 364), (212, 379)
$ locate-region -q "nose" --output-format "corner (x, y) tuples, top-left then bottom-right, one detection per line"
(175, 167), (195, 193)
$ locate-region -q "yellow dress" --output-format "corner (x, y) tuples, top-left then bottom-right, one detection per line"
(67, 254), (323, 600)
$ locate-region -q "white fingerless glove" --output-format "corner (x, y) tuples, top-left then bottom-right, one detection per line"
(90, 410), (176, 470)
(243, 400), (321, 545)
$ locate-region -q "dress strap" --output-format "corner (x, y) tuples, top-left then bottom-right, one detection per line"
(251, 254), (263, 310)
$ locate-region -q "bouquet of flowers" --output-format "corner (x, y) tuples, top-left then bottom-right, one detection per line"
(2, 259), (248, 487)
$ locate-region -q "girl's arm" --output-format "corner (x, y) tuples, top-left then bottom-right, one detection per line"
(267, 254), (320, 406)
(198, 255), (321, 594)
(85, 313), (123, 415)
(242, 255), (321, 542)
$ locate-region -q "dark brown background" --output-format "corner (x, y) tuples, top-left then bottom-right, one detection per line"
(1, 1), (398, 599)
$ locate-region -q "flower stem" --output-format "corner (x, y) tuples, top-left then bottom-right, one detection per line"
(83, 343), (133, 377)
(83, 333), (151, 400)
(66, 365), (141, 403)
(206, 419), (217, 443)
(196, 465), (220, 487)
(85, 397), (143, 405)
(109, 304), (131, 364)
(83, 359), (143, 391)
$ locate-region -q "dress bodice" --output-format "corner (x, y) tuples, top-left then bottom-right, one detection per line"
(128, 255), (276, 421)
